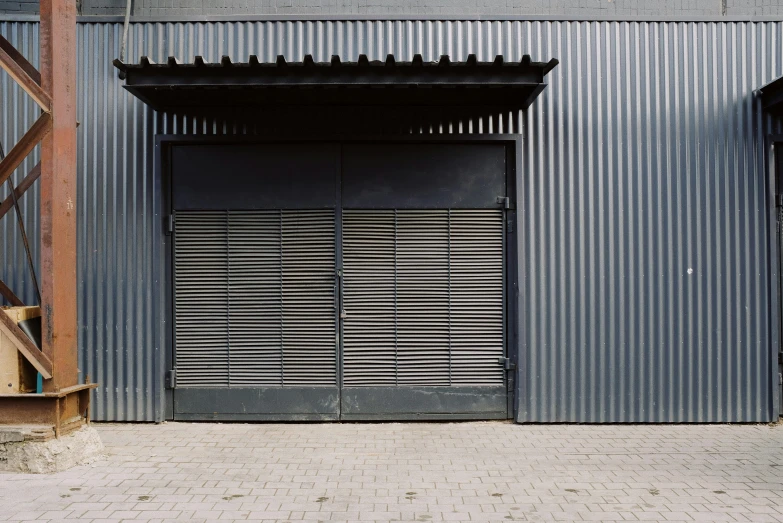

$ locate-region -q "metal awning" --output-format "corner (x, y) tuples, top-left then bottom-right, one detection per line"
(759, 75), (783, 116)
(112, 54), (558, 111)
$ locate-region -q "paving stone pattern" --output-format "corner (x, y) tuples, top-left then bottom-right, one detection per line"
(0, 422), (782, 522)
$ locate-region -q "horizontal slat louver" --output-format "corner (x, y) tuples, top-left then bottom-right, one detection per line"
(174, 211), (229, 387)
(450, 210), (504, 386)
(342, 209), (504, 387)
(228, 211), (282, 386)
(175, 210), (336, 388)
(397, 211), (450, 386)
(343, 211), (396, 386)
(282, 210), (337, 386)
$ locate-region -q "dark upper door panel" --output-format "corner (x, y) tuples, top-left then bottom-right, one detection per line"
(342, 143), (506, 209)
(172, 143), (338, 210)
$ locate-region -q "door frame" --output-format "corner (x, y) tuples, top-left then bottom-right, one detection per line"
(768, 134), (783, 418)
(157, 134), (523, 421)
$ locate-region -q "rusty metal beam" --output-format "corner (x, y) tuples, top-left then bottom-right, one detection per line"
(0, 42), (50, 112)
(39, 0), (78, 392)
(0, 0), (87, 442)
(0, 279), (23, 306)
(0, 34), (41, 85)
(0, 162), (40, 221)
(0, 310), (53, 379)
(0, 113), (51, 187)
(0, 383), (96, 437)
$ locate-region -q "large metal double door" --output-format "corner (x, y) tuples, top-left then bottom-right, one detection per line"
(171, 141), (512, 420)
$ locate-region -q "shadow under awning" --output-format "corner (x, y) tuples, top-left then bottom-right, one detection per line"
(112, 54), (558, 111)
(759, 74), (783, 117)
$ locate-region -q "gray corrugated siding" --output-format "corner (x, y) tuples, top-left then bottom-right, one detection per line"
(1, 19), (782, 421)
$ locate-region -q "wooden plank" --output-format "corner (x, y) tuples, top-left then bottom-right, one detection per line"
(0, 308), (52, 379)
(0, 280), (23, 307)
(4, 306), (41, 322)
(0, 162), (40, 221)
(0, 113), (51, 188)
(0, 306), (37, 393)
(0, 34), (41, 85)
(0, 43), (50, 112)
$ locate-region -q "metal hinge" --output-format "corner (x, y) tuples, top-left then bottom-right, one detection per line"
(165, 369), (176, 389)
(498, 357), (516, 371)
(777, 194), (783, 208)
(165, 215), (175, 235)
(497, 196), (511, 209)
(506, 217), (514, 234)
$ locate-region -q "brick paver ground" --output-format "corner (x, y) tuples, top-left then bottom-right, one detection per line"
(0, 422), (782, 522)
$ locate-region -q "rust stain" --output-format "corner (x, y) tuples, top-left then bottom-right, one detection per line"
(44, 303), (54, 345)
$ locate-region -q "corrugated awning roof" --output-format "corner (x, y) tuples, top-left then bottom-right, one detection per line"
(759, 75), (783, 116)
(112, 54), (558, 110)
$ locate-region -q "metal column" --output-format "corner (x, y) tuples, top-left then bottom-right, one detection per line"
(0, 0), (95, 437)
(39, 0), (78, 393)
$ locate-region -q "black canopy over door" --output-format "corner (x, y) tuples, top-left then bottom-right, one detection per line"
(169, 140), (510, 420)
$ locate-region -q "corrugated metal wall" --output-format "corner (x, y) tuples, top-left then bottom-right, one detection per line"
(0, 23), (39, 311)
(1, 19), (781, 421)
(519, 21), (782, 422)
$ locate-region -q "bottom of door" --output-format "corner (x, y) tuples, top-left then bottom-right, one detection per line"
(174, 387), (340, 421)
(340, 386), (508, 421)
(173, 386), (508, 421)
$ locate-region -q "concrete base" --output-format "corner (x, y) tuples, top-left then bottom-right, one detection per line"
(0, 425), (104, 473)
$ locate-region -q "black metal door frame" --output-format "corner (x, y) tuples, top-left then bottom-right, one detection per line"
(768, 134), (783, 418)
(158, 134), (522, 421)
(334, 148), (345, 419)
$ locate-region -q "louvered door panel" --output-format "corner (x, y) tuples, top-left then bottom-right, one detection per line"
(174, 210), (336, 389)
(343, 211), (397, 386)
(450, 210), (504, 385)
(282, 210), (337, 386)
(342, 209), (504, 389)
(174, 211), (229, 387)
(396, 211), (451, 385)
(228, 211), (282, 386)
